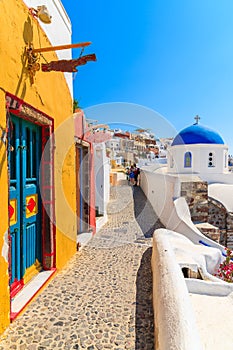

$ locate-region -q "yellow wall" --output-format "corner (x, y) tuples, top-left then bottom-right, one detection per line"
(0, 93), (10, 333)
(0, 0), (77, 333)
(55, 119), (77, 269)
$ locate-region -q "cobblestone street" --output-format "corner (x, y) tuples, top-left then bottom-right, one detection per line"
(0, 181), (163, 350)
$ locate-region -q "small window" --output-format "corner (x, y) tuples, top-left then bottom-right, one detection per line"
(208, 152), (215, 167)
(184, 152), (192, 168)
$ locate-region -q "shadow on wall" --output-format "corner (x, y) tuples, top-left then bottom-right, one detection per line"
(135, 247), (154, 350)
(132, 187), (164, 348)
(15, 16), (34, 99)
(133, 186), (164, 238)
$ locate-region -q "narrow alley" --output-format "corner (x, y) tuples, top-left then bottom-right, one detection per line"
(0, 179), (164, 350)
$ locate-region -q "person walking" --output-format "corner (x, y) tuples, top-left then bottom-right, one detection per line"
(133, 163), (140, 186)
(129, 165), (135, 185)
(125, 167), (130, 183)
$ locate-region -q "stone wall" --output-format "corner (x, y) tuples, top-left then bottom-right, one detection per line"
(195, 222), (220, 244)
(208, 197), (227, 246)
(181, 182), (233, 248)
(226, 212), (233, 248)
(181, 181), (208, 223)
(208, 198), (233, 249)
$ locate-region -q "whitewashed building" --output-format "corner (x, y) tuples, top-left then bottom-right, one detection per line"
(141, 119), (233, 249)
(167, 123), (228, 176)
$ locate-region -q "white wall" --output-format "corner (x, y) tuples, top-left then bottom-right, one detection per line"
(168, 144), (228, 175)
(23, 0), (73, 96)
(152, 229), (233, 350)
(208, 183), (233, 212)
(152, 230), (203, 350)
(140, 170), (180, 227)
(140, 169), (227, 257)
(200, 172), (233, 184)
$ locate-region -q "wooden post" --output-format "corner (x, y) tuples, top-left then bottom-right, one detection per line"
(32, 42), (92, 53)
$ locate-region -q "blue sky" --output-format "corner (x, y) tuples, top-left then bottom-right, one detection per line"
(62, 0), (233, 153)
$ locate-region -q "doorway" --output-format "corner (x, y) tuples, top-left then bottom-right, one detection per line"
(9, 115), (42, 296)
(76, 144), (90, 234)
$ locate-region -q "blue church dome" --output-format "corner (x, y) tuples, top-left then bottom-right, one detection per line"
(172, 124), (225, 146)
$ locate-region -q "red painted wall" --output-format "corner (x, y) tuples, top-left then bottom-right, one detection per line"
(74, 110), (96, 234)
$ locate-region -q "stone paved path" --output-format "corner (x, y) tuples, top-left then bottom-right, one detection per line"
(0, 181), (163, 350)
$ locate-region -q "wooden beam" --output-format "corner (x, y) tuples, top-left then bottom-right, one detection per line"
(32, 42), (92, 53)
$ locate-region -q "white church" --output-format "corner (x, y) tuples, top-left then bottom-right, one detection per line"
(167, 116), (229, 177)
(141, 120), (233, 350)
(141, 116), (233, 249)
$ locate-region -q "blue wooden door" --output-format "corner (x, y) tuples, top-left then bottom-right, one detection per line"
(9, 115), (41, 296)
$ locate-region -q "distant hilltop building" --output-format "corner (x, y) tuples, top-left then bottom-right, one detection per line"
(106, 127), (158, 166)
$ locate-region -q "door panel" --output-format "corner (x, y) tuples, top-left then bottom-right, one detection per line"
(9, 118), (21, 287)
(21, 120), (41, 281)
(9, 115), (41, 295)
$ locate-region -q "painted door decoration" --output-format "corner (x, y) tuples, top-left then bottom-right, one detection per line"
(9, 115), (41, 297)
